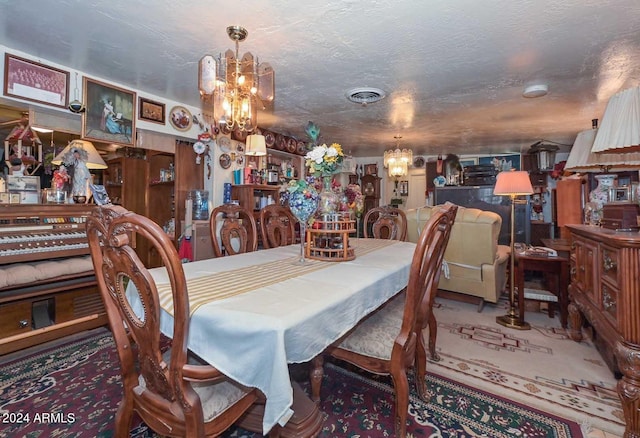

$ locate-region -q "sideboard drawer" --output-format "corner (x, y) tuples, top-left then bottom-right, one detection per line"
(600, 245), (619, 288)
(601, 282), (619, 327)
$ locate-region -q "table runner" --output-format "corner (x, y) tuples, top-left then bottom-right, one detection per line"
(156, 238), (397, 315)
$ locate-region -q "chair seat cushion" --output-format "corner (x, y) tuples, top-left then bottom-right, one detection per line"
(137, 350), (253, 422)
(335, 291), (405, 360)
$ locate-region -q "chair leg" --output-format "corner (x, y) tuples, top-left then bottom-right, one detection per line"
(310, 355), (324, 404)
(391, 368), (409, 438)
(415, 334), (430, 402)
(114, 396), (133, 438)
(427, 313), (440, 362)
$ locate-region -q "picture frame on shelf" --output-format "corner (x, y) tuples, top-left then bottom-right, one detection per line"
(82, 77), (136, 147)
(7, 175), (40, 192)
(138, 97), (165, 124)
(169, 105), (192, 131)
(3, 53), (69, 109)
(460, 157), (478, 168)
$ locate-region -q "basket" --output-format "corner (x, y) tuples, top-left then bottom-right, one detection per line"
(306, 214), (356, 261)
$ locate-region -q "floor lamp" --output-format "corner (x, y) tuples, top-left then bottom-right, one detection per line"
(494, 169), (534, 330)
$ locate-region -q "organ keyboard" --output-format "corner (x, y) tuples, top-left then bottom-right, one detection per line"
(0, 203), (106, 355)
(0, 204), (94, 265)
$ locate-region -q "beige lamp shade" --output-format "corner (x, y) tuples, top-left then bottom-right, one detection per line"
(566, 128), (640, 172)
(591, 86), (640, 153)
(245, 134), (267, 156)
(52, 140), (108, 169)
(494, 170), (533, 196)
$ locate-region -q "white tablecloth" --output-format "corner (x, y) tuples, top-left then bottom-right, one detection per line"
(145, 238), (416, 434)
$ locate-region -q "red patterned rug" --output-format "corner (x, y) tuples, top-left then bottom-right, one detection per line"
(0, 328), (584, 437)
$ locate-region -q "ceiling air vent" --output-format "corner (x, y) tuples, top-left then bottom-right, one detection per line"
(345, 87), (386, 106)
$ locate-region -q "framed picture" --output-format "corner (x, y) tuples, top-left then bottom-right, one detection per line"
(364, 163), (378, 176)
(169, 106), (193, 131)
(17, 191), (39, 204)
(0, 193), (9, 204)
(7, 175), (40, 191)
(460, 157), (478, 168)
(478, 154), (521, 171)
(609, 186), (631, 202)
(398, 180), (409, 196)
(138, 97), (165, 124)
(82, 77), (136, 147)
(3, 53), (69, 109)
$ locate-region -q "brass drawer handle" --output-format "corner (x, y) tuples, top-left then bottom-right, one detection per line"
(603, 254), (617, 272)
(570, 266), (576, 276)
(602, 287), (616, 311)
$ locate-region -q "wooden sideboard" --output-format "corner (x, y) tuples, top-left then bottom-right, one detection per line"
(567, 224), (640, 437)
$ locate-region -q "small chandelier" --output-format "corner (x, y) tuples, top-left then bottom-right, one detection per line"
(383, 136), (413, 178)
(199, 26), (275, 133)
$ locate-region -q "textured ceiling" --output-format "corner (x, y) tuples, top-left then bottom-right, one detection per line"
(1, 0), (640, 158)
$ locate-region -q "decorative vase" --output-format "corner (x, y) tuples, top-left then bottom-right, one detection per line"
(317, 176), (339, 216)
(587, 174), (617, 225)
(288, 186), (320, 264)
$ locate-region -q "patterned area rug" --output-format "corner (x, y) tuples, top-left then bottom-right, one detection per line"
(428, 296), (624, 437)
(0, 328), (583, 437)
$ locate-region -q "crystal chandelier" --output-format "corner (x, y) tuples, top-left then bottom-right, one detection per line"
(199, 26), (275, 133)
(383, 136), (413, 178)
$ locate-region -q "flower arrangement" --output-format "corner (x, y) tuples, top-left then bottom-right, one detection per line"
(304, 143), (345, 178)
(344, 184), (365, 217)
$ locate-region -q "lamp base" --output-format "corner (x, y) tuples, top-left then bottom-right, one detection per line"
(496, 314), (531, 330)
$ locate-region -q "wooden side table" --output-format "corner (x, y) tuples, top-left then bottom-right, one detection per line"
(515, 252), (570, 328)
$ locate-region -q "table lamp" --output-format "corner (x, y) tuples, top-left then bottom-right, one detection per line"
(494, 169), (534, 330)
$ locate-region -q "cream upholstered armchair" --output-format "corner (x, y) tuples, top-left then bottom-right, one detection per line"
(405, 204), (510, 311)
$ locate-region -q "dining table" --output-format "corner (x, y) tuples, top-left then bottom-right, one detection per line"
(142, 237), (417, 435)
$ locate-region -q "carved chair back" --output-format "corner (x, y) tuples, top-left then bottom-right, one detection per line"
(363, 205), (408, 241)
(86, 205), (257, 437)
(260, 204), (297, 248)
(209, 204), (258, 257)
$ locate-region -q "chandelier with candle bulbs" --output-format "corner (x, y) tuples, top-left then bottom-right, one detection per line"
(383, 136), (413, 178)
(198, 26), (275, 133)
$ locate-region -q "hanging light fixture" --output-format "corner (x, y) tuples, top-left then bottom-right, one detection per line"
(383, 135), (413, 178)
(199, 26), (274, 133)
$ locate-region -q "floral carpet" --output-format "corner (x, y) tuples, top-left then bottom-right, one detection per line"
(427, 296), (624, 437)
(0, 328), (583, 437)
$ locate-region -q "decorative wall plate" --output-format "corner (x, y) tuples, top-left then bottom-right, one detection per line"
(296, 140), (307, 155)
(413, 156), (425, 168)
(236, 143), (245, 153)
(263, 130), (275, 148)
(217, 136), (231, 152)
(287, 137), (297, 153)
(236, 155), (244, 166)
(219, 153), (232, 169)
(169, 106), (192, 131)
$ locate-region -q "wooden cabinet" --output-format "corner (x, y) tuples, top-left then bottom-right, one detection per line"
(104, 157), (147, 214)
(231, 184), (281, 215)
(109, 142), (202, 268)
(567, 225), (640, 437)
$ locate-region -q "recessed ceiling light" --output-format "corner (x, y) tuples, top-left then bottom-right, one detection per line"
(523, 84), (548, 98)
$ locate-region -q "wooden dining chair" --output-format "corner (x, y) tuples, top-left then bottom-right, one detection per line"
(209, 203), (258, 257)
(311, 203), (457, 437)
(363, 205), (408, 241)
(86, 205), (259, 437)
(259, 204), (297, 248)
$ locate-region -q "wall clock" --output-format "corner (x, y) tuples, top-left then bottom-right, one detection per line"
(193, 141), (207, 164)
